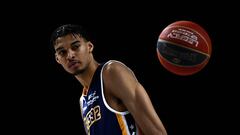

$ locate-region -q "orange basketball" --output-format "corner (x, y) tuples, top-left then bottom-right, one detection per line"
(156, 20), (212, 76)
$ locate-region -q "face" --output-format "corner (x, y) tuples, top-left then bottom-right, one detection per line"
(54, 34), (93, 75)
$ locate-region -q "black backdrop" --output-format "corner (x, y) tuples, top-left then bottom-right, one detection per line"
(3, 1), (238, 135)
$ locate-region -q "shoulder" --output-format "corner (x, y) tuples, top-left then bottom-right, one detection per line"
(101, 60), (138, 88)
(102, 60), (139, 99)
(102, 60), (133, 76)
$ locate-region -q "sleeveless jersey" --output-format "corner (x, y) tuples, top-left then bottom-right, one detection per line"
(79, 60), (142, 135)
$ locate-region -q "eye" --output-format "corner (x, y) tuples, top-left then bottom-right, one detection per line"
(72, 44), (80, 50)
(58, 50), (67, 56)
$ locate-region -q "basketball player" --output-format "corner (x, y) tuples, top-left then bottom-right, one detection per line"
(50, 24), (167, 135)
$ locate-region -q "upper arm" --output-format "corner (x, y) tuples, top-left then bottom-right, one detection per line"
(103, 61), (167, 135)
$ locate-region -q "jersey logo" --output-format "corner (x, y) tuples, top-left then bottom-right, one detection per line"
(82, 91), (99, 113)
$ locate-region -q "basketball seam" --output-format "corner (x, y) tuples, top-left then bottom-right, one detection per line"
(158, 39), (210, 57)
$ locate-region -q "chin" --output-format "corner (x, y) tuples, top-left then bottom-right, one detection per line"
(72, 69), (85, 75)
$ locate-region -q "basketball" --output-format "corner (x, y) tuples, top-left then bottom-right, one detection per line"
(156, 20), (212, 76)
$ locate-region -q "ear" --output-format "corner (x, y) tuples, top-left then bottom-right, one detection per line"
(88, 42), (94, 53)
(55, 54), (61, 64)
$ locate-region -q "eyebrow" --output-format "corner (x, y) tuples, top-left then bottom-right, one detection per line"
(71, 40), (80, 45)
(55, 47), (64, 52)
(55, 40), (81, 52)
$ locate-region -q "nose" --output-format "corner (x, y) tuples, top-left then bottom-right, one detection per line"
(67, 49), (75, 59)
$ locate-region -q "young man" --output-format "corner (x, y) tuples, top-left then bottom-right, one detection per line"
(50, 24), (167, 135)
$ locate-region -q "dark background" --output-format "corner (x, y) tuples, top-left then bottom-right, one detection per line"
(3, 2), (238, 135)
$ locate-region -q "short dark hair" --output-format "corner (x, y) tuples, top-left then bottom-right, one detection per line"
(50, 24), (89, 47)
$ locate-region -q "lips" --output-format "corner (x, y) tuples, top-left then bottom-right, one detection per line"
(68, 61), (80, 68)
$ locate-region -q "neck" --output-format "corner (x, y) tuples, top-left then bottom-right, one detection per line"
(74, 60), (100, 89)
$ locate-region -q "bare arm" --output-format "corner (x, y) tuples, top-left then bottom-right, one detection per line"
(103, 61), (167, 135)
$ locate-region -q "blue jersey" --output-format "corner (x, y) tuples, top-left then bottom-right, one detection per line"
(80, 61), (142, 135)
